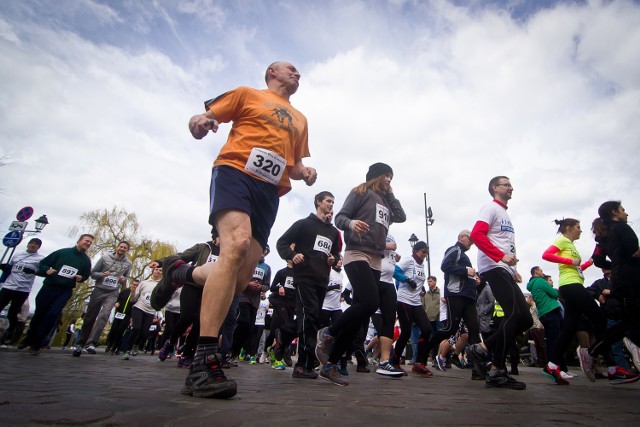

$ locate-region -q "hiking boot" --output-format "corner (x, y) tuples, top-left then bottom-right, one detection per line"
(470, 344), (489, 379)
(315, 327), (334, 365)
(150, 255), (185, 310)
(436, 354), (447, 372)
(576, 347), (596, 382)
(85, 344), (96, 354)
(375, 361), (404, 377)
(188, 353), (238, 399)
(158, 340), (172, 362)
(608, 366), (640, 385)
(319, 363), (349, 386)
(542, 365), (570, 385)
(292, 366), (318, 379)
(485, 369), (526, 390)
(412, 363), (434, 378)
(623, 337), (640, 373)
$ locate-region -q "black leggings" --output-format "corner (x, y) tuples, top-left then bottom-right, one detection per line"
(591, 285), (640, 360)
(328, 261), (381, 364)
(425, 296), (480, 356)
(127, 307), (154, 351)
(552, 283), (612, 365)
(171, 285), (202, 344)
(394, 302), (431, 364)
(480, 268), (532, 369)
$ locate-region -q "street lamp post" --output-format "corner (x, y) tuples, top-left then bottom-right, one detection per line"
(424, 193), (435, 277)
(1, 210), (49, 264)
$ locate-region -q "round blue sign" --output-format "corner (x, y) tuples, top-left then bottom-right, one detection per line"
(3, 230), (23, 248)
(16, 206), (34, 222)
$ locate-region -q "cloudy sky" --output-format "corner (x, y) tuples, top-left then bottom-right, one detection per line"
(1, 0), (639, 304)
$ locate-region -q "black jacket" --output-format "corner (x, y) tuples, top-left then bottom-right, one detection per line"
(276, 214), (342, 288)
(592, 219), (640, 290)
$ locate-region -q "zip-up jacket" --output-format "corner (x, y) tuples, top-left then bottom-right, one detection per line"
(91, 251), (132, 291)
(441, 241), (477, 300)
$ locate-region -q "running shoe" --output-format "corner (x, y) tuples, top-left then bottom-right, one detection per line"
(471, 370), (485, 380)
(239, 348), (246, 360)
(272, 360), (286, 370)
(72, 347), (82, 358)
(561, 371), (575, 379)
(450, 353), (463, 369)
(338, 358), (349, 376)
(319, 363), (349, 386)
(283, 349), (293, 367)
(375, 361), (404, 377)
(158, 339), (172, 362)
(485, 369), (526, 390)
(131, 346), (139, 357)
(292, 366), (318, 379)
(259, 353), (268, 364)
(436, 355), (447, 372)
(623, 337), (640, 373)
(609, 366), (640, 384)
(181, 356), (193, 368)
(249, 356), (257, 365)
(393, 364), (409, 376)
(542, 365), (570, 385)
(509, 366), (519, 376)
(469, 344), (489, 379)
(412, 363), (434, 378)
(186, 352), (238, 399)
(267, 347), (276, 366)
(85, 344), (96, 354)
(150, 255), (185, 310)
(315, 327), (334, 365)
(121, 351), (130, 360)
(576, 347), (596, 382)
(356, 364), (371, 373)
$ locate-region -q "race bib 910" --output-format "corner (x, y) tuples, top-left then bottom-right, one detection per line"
(375, 203), (390, 229)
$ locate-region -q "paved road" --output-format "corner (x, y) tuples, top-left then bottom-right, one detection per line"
(1, 347), (639, 426)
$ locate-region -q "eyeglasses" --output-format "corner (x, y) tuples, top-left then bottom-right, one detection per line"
(496, 183), (512, 188)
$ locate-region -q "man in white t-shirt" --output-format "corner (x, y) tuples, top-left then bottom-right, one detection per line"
(469, 176), (532, 390)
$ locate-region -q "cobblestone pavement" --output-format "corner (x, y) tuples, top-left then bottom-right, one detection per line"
(1, 347), (639, 426)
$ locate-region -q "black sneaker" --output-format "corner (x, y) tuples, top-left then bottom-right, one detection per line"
(72, 347), (82, 357)
(272, 329), (285, 362)
(150, 255), (185, 310)
(471, 370), (484, 380)
(485, 369), (526, 390)
(469, 344), (489, 379)
(187, 353), (238, 399)
(292, 366), (318, 379)
(450, 353), (463, 369)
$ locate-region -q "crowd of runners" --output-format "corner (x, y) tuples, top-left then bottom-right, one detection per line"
(1, 61), (639, 401)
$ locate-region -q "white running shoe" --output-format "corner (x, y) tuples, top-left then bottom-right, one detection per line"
(623, 337), (640, 373)
(577, 347), (596, 382)
(560, 371), (575, 379)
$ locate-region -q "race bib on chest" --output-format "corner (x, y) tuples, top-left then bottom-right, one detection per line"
(284, 276), (294, 289)
(114, 312), (126, 320)
(207, 254), (219, 264)
(245, 147), (286, 185)
(58, 265), (78, 279)
(375, 203), (390, 229)
(144, 292), (151, 302)
(12, 263), (25, 273)
(103, 276), (119, 288)
(253, 268), (265, 281)
(314, 235), (332, 255)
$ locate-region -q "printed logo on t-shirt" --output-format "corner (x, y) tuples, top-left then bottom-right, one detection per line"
(500, 219), (514, 233)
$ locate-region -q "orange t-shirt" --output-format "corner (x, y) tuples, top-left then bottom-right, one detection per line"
(209, 86), (310, 196)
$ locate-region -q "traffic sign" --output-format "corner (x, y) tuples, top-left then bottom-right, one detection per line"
(16, 206), (34, 222)
(3, 231), (23, 248)
(9, 221), (28, 231)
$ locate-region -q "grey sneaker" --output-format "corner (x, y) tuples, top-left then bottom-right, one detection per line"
(623, 337), (640, 373)
(577, 347), (596, 382)
(122, 351), (130, 360)
(315, 327), (334, 365)
(319, 363), (349, 386)
(85, 344), (96, 354)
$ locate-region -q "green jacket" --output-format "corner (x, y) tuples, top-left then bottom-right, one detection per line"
(38, 246), (92, 289)
(526, 276), (560, 318)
